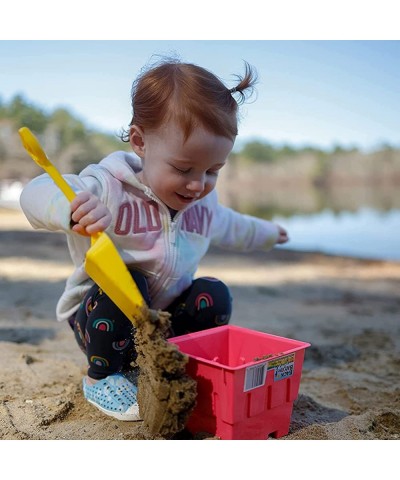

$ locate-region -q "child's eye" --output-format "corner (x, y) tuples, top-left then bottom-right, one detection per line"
(207, 170), (219, 176)
(173, 166), (190, 174)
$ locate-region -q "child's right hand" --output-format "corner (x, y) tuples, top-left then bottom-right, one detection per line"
(70, 191), (112, 236)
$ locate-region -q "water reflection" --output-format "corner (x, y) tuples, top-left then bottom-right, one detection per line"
(233, 184), (400, 217)
(224, 185), (400, 261)
(273, 208), (400, 261)
(319, 184), (400, 213)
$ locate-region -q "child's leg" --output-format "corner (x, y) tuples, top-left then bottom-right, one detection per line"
(72, 269), (151, 380)
(70, 270), (150, 421)
(167, 277), (232, 336)
(73, 285), (135, 379)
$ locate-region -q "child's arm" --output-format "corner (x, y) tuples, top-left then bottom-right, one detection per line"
(210, 200), (288, 252)
(20, 173), (110, 235)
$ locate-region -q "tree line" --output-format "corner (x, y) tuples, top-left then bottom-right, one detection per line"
(0, 94), (398, 179)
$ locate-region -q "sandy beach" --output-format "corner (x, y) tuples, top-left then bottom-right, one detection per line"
(0, 207), (399, 441)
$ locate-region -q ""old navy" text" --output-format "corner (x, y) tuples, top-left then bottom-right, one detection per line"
(114, 200), (213, 237)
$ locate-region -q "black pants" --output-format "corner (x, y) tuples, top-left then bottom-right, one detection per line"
(70, 272), (232, 379)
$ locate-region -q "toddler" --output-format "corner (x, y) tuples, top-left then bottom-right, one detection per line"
(20, 57), (288, 421)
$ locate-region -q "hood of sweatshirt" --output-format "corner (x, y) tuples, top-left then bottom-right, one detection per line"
(96, 150), (144, 190)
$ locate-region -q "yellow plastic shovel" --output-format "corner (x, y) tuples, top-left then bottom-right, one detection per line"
(18, 127), (145, 325)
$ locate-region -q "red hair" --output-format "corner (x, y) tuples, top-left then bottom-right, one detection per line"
(121, 58), (257, 142)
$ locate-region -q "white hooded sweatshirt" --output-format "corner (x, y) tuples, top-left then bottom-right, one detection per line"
(20, 151), (279, 322)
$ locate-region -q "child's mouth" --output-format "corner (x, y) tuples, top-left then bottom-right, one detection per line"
(176, 193), (196, 204)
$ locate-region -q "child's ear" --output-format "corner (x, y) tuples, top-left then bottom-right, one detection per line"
(129, 125), (145, 157)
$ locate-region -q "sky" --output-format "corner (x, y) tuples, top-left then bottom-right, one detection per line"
(1, 8), (399, 154)
(0, 0), (400, 155)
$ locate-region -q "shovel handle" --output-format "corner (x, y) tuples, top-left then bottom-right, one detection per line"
(42, 163), (77, 203)
(18, 127), (76, 202)
(19, 127), (102, 239)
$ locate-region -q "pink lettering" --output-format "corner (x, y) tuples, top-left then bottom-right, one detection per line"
(182, 205), (213, 237)
(194, 204), (213, 236)
(114, 199), (161, 236)
(202, 207), (213, 236)
(183, 208), (199, 233)
(143, 201), (162, 232)
(115, 200), (212, 237)
(115, 202), (132, 235)
(133, 201), (147, 233)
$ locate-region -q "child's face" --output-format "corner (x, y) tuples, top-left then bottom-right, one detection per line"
(129, 121), (234, 211)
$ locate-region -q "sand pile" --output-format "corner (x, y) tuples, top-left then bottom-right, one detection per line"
(134, 308), (197, 437)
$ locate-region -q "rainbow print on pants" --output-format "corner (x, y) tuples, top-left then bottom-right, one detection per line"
(92, 318), (114, 332)
(90, 355), (110, 367)
(195, 293), (213, 310)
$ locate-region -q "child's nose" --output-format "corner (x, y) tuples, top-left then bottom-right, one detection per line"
(186, 176), (205, 194)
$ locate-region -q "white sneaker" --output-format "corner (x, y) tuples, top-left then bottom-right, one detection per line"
(82, 373), (141, 421)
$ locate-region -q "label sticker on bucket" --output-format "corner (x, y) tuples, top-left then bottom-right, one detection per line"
(244, 362), (268, 391)
(268, 353), (295, 381)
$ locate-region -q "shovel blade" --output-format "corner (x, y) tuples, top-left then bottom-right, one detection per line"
(85, 232), (145, 326)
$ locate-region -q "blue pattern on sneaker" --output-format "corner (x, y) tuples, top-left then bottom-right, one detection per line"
(82, 373), (141, 421)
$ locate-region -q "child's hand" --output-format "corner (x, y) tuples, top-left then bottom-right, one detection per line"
(276, 224), (289, 244)
(70, 191), (112, 236)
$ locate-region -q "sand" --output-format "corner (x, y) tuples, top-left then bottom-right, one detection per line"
(135, 308), (197, 437)
(0, 208), (399, 440)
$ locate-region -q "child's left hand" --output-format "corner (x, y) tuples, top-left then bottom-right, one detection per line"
(276, 224), (289, 244)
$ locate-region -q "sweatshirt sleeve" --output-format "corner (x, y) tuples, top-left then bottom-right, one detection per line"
(19, 172), (103, 232)
(209, 196), (279, 252)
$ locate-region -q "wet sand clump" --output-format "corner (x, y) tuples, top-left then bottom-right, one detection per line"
(134, 308), (197, 438)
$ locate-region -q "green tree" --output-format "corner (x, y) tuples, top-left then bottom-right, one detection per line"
(7, 94), (48, 132)
(0, 96), (6, 117)
(240, 140), (277, 163)
(50, 108), (86, 147)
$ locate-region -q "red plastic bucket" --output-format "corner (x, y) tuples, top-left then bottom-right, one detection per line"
(169, 325), (310, 440)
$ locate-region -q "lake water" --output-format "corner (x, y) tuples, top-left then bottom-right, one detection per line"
(1, 181), (399, 262)
(273, 208), (400, 262)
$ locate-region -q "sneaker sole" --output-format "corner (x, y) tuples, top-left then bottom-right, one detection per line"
(86, 397), (141, 422)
